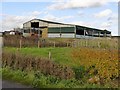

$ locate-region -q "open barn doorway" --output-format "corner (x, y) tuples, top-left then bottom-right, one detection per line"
(30, 22), (48, 38)
(76, 30), (84, 35)
(31, 22), (39, 28)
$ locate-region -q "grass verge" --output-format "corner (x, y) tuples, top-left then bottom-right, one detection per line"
(1, 67), (112, 88)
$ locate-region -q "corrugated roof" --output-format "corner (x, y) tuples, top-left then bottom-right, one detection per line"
(23, 18), (75, 26)
(23, 18), (111, 33)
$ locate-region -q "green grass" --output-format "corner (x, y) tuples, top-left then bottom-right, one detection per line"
(3, 47), (77, 67)
(2, 47), (119, 88)
(2, 67), (110, 88)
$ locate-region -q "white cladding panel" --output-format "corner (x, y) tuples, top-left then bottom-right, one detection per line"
(48, 33), (75, 38)
(106, 34), (111, 36)
(48, 33), (60, 38)
(48, 23), (74, 27)
(61, 34), (75, 38)
(93, 33), (99, 35)
(76, 35), (93, 39)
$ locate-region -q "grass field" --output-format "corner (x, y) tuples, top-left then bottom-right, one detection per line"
(2, 46), (119, 88)
(3, 47), (77, 67)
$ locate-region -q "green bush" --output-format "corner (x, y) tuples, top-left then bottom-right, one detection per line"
(73, 66), (86, 79)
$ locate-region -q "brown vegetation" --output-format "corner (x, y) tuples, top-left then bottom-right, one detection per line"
(71, 47), (119, 85)
(3, 35), (118, 49)
(2, 51), (75, 79)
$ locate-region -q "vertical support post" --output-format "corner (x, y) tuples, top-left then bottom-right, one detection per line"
(92, 30), (94, 37)
(110, 33), (112, 38)
(84, 29), (86, 38)
(60, 25), (61, 38)
(74, 25), (76, 38)
(98, 32), (100, 37)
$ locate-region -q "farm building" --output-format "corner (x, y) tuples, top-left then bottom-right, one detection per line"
(23, 19), (111, 38)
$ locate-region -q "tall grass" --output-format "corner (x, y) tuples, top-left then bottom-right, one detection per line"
(2, 51), (75, 79)
(3, 35), (118, 49)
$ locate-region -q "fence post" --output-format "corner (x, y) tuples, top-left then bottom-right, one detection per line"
(72, 42), (74, 47)
(19, 39), (22, 49)
(85, 40), (87, 47)
(81, 41), (82, 47)
(49, 51), (51, 59)
(54, 41), (56, 47)
(77, 41), (79, 47)
(98, 42), (100, 48)
(67, 42), (68, 47)
(71, 42), (72, 47)
(38, 40), (40, 48)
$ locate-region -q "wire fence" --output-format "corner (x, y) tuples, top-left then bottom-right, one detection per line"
(3, 35), (118, 49)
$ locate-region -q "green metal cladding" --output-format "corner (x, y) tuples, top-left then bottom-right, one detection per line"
(48, 27), (75, 33)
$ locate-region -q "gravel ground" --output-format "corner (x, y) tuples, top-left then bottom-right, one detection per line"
(1, 79), (32, 88)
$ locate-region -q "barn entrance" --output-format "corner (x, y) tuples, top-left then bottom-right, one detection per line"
(30, 22), (48, 38)
(40, 26), (48, 38)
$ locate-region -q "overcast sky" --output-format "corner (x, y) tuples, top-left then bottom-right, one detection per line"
(0, 0), (119, 36)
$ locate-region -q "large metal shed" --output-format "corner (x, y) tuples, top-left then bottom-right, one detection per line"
(23, 19), (111, 38)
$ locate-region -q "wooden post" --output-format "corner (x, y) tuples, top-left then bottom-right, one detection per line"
(54, 41), (55, 47)
(98, 42), (100, 48)
(73, 42), (74, 47)
(19, 39), (22, 49)
(81, 41), (82, 47)
(91, 40), (93, 48)
(67, 42), (68, 47)
(38, 40), (40, 48)
(84, 40), (85, 47)
(77, 41), (79, 47)
(85, 40), (87, 47)
(49, 51), (51, 59)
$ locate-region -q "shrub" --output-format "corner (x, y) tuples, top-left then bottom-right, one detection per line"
(73, 66), (86, 79)
(71, 47), (119, 84)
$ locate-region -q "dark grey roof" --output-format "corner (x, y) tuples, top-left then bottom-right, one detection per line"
(23, 18), (75, 26)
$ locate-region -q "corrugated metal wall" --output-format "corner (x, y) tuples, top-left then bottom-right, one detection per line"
(48, 33), (61, 38)
(48, 33), (75, 38)
(61, 34), (74, 38)
(48, 27), (75, 33)
(48, 27), (75, 38)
